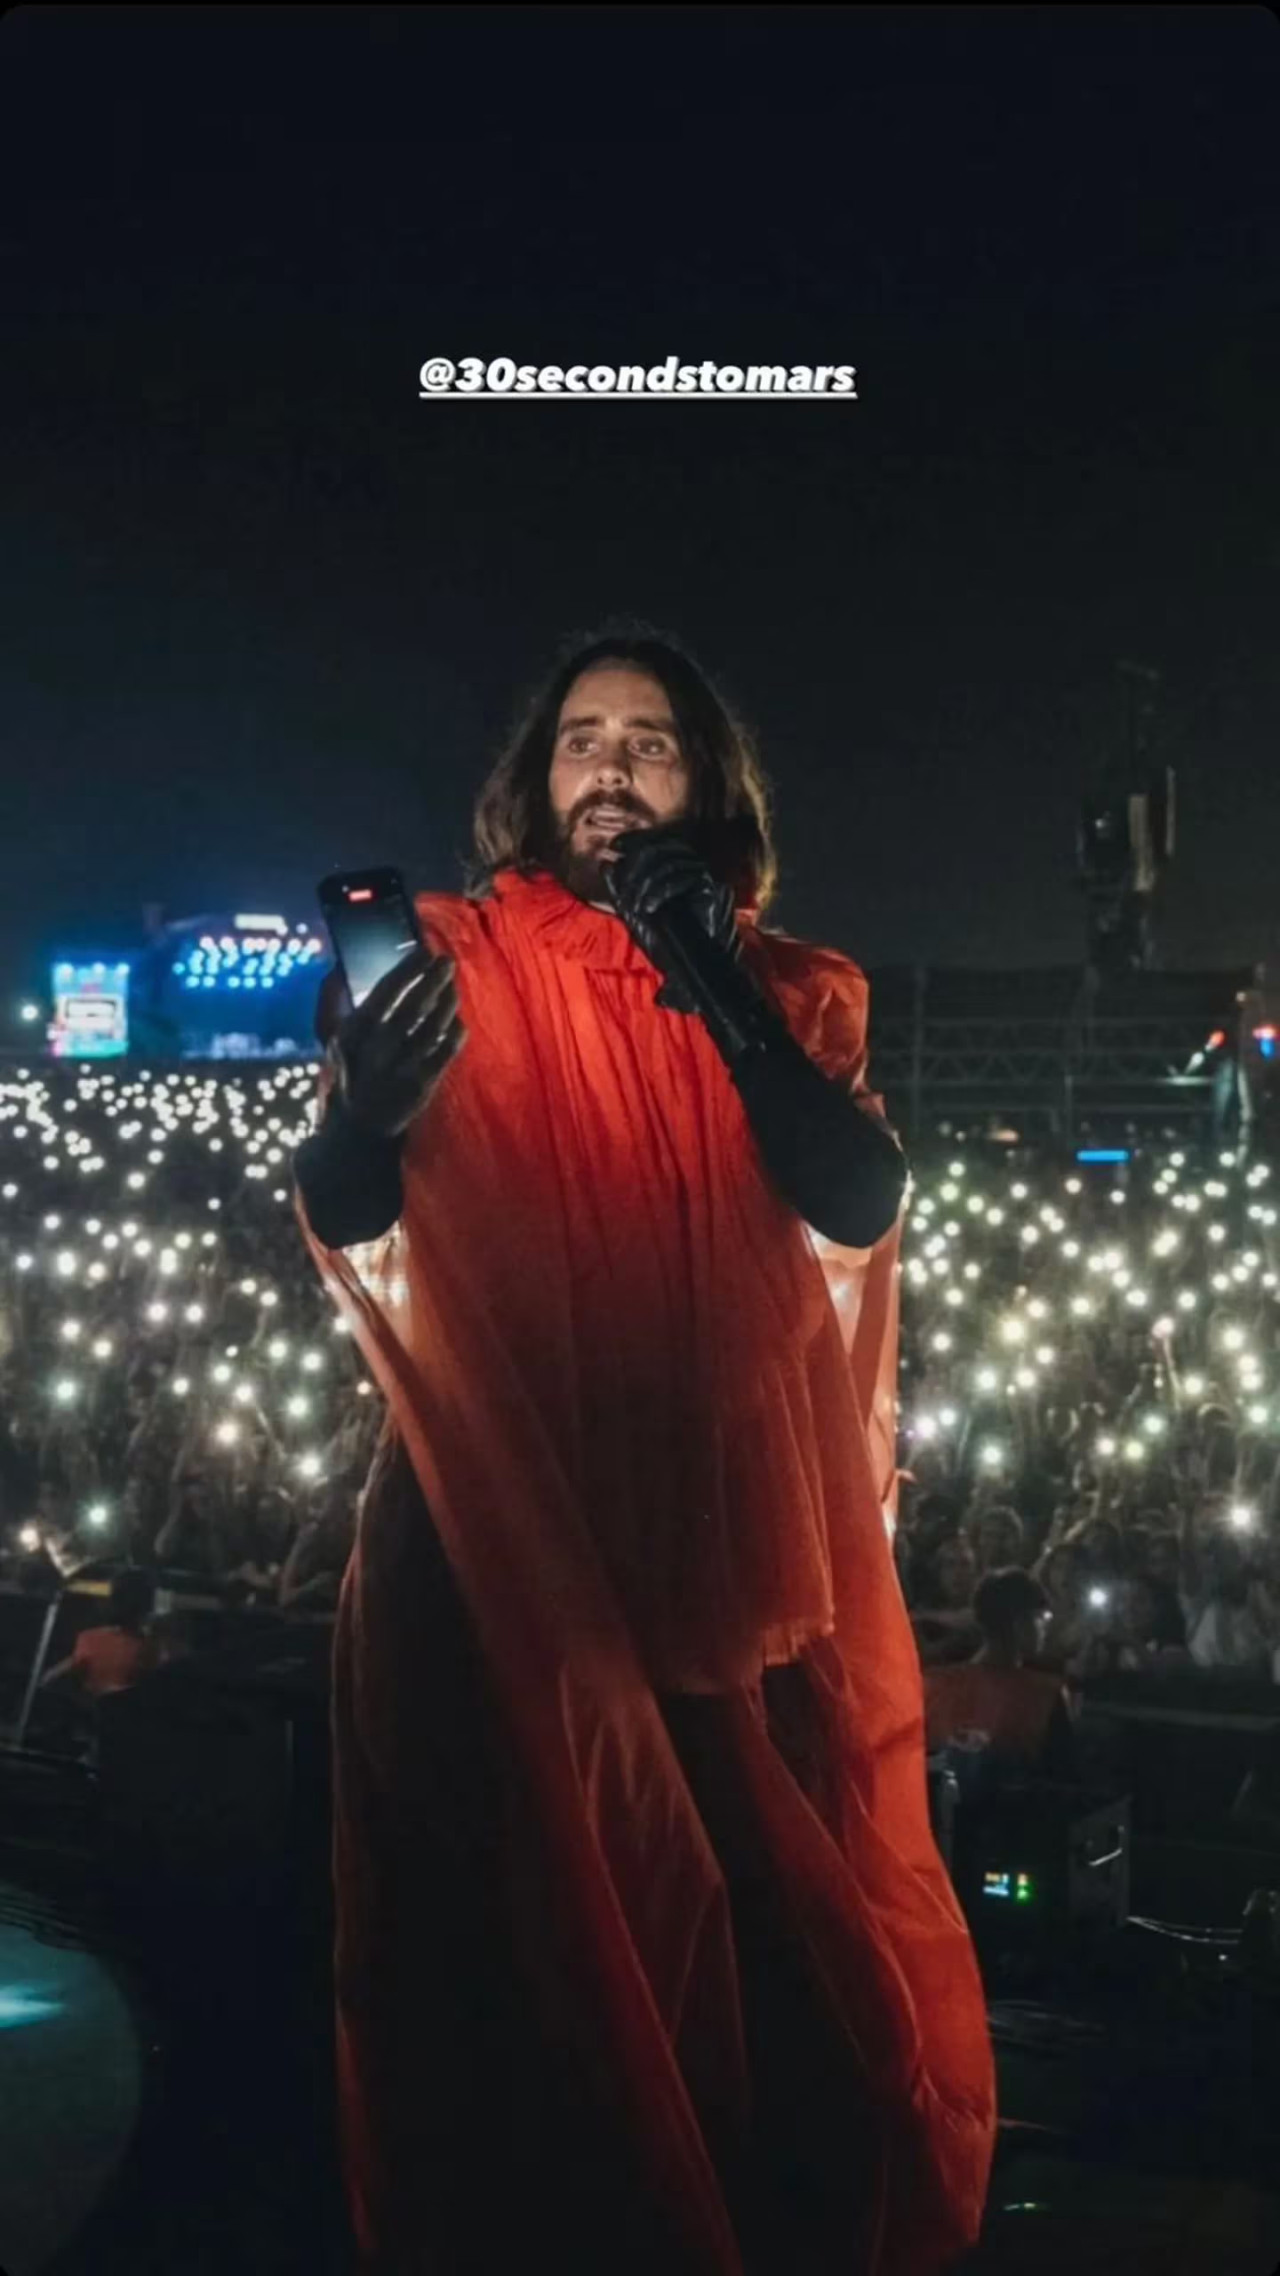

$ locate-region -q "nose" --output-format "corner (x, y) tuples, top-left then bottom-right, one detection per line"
(590, 749), (633, 792)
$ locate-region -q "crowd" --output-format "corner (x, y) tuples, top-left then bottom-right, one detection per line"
(892, 1144), (1280, 1711)
(3, 1059), (1280, 1753)
(0, 1062), (380, 1636)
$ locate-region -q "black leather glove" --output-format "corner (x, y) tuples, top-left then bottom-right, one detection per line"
(294, 1087), (406, 1249)
(603, 821), (740, 1011)
(331, 944), (465, 1138)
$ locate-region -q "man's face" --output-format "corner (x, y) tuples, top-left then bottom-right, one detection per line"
(1145, 1531), (1179, 1586)
(1012, 1607), (1049, 1662)
(935, 1536), (976, 1607)
(977, 1513), (1021, 1569)
(1122, 1579), (1158, 1641)
(546, 664), (693, 905)
(1043, 1547), (1082, 1608)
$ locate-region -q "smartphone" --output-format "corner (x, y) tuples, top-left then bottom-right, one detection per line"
(318, 868), (423, 1010)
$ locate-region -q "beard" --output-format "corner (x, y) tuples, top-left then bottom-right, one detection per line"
(556, 845), (613, 905)
(546, 793), (659, 905)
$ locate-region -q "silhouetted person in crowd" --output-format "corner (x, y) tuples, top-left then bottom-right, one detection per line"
(925, 1568), (1076, 1782)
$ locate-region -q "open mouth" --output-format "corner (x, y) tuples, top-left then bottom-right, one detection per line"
(581, 806), (642, 833)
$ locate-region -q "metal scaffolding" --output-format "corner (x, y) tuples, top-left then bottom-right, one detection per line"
(865, 962), (1268, 1148)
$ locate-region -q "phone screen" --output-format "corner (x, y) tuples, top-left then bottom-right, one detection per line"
(319, 870), (422, 1009)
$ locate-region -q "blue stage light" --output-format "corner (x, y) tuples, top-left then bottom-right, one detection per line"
(1076, 1149), (1131, 1165)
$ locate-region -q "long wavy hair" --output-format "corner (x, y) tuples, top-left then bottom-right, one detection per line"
(465, 620), (779, 912)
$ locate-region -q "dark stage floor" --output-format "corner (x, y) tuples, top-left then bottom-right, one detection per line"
(2, 1752), (1279, 2276)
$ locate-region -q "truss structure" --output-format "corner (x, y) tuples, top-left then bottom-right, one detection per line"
(865, 964), (1266, 1145)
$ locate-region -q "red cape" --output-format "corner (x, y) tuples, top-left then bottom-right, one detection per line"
(299, 867), (995, 2272)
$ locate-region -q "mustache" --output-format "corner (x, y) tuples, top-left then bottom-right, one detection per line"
(567, 795), (655, 832)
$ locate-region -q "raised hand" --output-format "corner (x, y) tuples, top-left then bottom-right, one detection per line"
(604, 822), (739, 1012)
(331, 946), (466, 1138)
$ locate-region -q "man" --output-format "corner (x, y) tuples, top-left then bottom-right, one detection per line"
(40, 1566), (159, 1701)
(907, 1519), (982, 1670)
(294, 627), (995, 2275)
(969, 1504), (1025, 1576)
(1180, 1534), (1275, 1676)
(37, 1567), (160, 1758)
(925, 1566), (1076, 1783)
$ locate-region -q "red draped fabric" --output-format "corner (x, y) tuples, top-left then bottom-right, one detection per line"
(298, 865), (995, 2273)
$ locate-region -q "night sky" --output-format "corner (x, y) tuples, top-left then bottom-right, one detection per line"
(2, 5), (1277, 1005)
